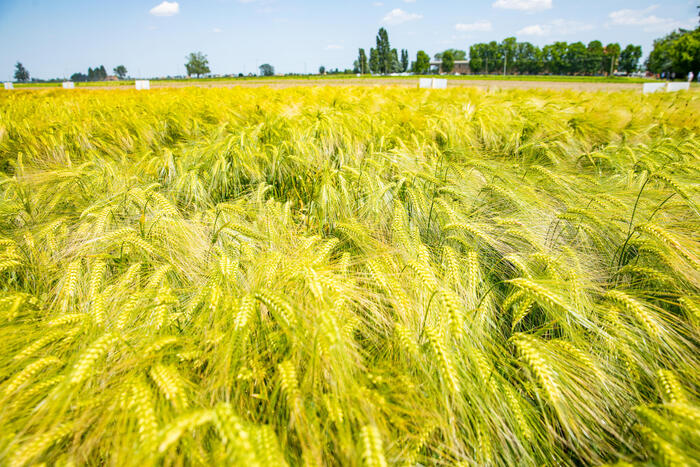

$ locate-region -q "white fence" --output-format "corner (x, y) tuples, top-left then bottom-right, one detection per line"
(643, 82), (692, 94)
(643, 83), (665, 94)
(3, 82), (13, 90)
(419, 78), (448, 89)
(666, 82), (690, 92)
(432, 78), (447, 89)
(419, 78), (432, 89)
(62, 82), (75, 89)
(135, 80), (150, 90)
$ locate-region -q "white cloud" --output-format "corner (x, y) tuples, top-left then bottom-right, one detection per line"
(493, 0), (551, 12)
(382, 8), (423, 25)
(213, 27), (223, 33)
(149, 1), (179, 16)
(325, 44), (343, 50)
(518, 24), (547, 36)
(518, 19), (593, 36)
(608, 5), (694, 32)
(372, 2), (384, 6)
(455, 20), (492, 32)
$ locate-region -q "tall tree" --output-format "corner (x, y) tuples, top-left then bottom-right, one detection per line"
(469, 44), (486, 73)
(514, 42), (542, 74)
(441, 50), (454, 73)
(413, 50), (430, 74)
(14, 62), (29, 82)
(603, 43), (621, 75)
(668, 28), (700, 76)
(543, 42), (568, 74)
(586, 41), (605, 75)
(185, 52), (211, 78)
(358, 49), (368, 74)
(400, 49), (409, 73)
(259, 64), (274, 76)
(113, 65), (127, 80)
(369, 48), (380, 74)
(647, 30), (684, 74)
(319, 66), (326, 75)
(390, 49), (401, 73)
(565, 42), (587, 74)
(375, 28), (391, 74)
(619, 45), (642, 74)
(500, 37), (517, 74)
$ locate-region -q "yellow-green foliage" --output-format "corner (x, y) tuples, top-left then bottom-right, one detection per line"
(0, 86), (699, 465)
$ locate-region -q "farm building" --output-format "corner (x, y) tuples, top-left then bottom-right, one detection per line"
(430, 60), (470, 74)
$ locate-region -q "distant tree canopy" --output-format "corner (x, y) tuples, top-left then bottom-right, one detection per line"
(259, 64), (275, 76)
(185, 52), (210, 78)
(435, 49), (467, 61)
(14, 62), (29, 82)
(647, 28), (700, 76)
(353, 30), (646, 76)
(86, 66), (107, 81)
(71, 72), (87, 82)
(400, 49), (409, 73)
(619, 45), (642, 74)
(319, 66), (326, 75)
(412, 50), (431, 74)
(113, 65), (128, 80)
(368, 28), (395, 74)
(441, 50), (454, 73)
(469, 38), (639, 75)
(355, 49), (368, 74)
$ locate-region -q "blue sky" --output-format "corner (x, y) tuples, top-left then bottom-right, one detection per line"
(0, 0), (697, 80)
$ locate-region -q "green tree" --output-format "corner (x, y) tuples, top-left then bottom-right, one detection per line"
(435, 49), (467, 61)
(668, 29), (700, 76)
(603, 43), (621, 75)
(500, 37), (517, 74)
(259, 64), (274, 76)
(375, 28), (391, 74)
(369, 48), (380, 74)
(469, 44), (487, 73)
(413, 50), (430, 74)
(113, 65), (128, 80)
(185, 52), (211, 78)
(390, 49), (401, 73)
(400, 49), (409, 73)
(514, 42), (542, 74)
(358, 49), (368, 74)
(647, 30), (684, 74)
(565, 42), (587, 74)
(14, 62), (29, 82)
(619, 45), (642, 74)
(585, 41), (604, 75)
(319, 66), (326, 75)
(543, 42), (568, 74)
(441, 50), (454, 73)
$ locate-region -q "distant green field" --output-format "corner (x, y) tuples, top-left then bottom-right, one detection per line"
(9, 73), (661, 88)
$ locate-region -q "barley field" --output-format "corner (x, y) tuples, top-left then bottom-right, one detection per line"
(0, 87), (698, 466)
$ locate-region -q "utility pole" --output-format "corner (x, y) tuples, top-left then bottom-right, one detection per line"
(503, 50), (507, 75)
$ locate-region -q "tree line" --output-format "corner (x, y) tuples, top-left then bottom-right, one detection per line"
(69, 65), (128, 82)
(353, 29), (644, 76)
(468, 39), (641, 75)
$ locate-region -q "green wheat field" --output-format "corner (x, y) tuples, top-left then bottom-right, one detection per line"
(0, 86), (698, 466)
